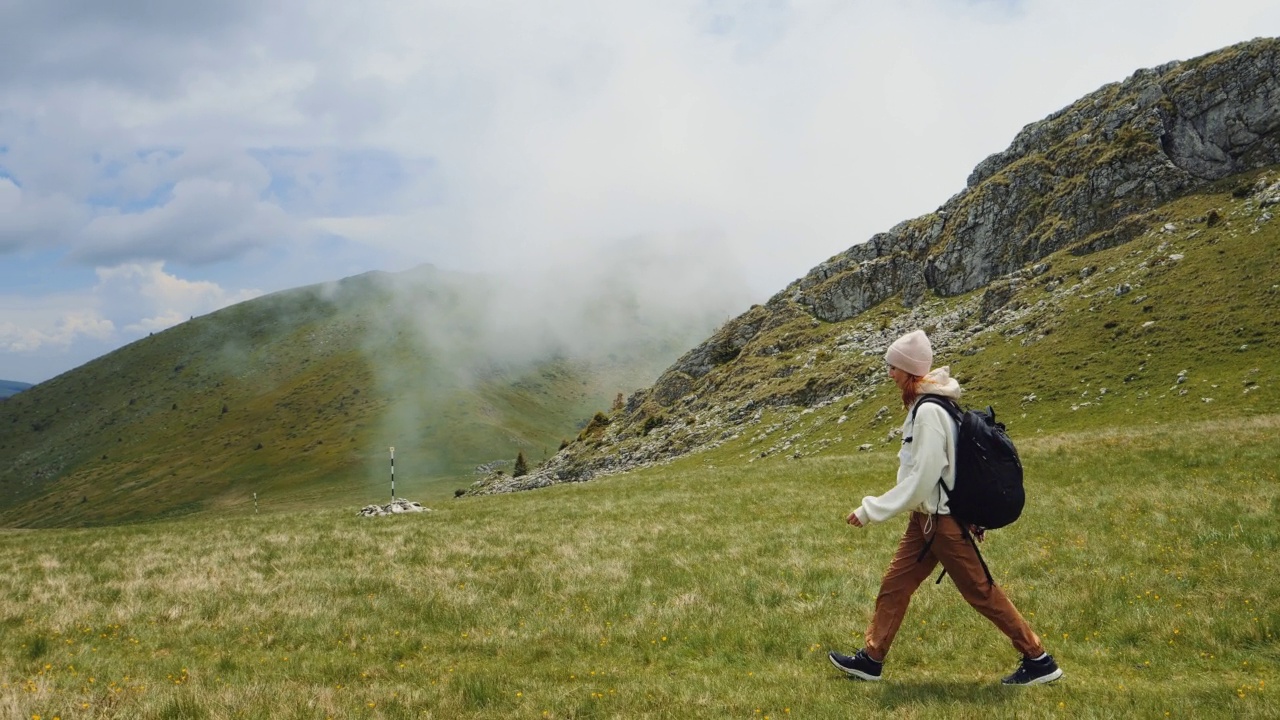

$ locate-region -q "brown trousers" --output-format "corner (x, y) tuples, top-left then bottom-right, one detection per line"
(864, 512), (1045, 662)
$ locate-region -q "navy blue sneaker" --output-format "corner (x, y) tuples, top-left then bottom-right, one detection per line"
(828, 649), (883, 681)
(1001, 654), (1063, 685)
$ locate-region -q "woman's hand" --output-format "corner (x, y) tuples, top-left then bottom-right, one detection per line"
(847, 511), (864, 527)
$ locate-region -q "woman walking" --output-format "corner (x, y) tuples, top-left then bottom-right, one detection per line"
(828, 329), (1062, 685)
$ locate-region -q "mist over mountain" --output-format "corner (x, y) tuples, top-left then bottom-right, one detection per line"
(475, 36), (1280, 495)
(0, 236), (753, 527)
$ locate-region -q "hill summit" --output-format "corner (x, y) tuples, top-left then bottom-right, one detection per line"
(473, 36), (1280, 495)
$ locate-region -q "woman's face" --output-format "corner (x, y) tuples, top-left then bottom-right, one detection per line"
(888, 364), (912, 392)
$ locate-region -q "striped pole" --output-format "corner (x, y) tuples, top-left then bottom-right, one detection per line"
(390, 447), (396, 500)
(254, 492), (258, 514)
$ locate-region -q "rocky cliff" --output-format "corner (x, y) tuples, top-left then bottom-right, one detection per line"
(469, 37), (1280, 495)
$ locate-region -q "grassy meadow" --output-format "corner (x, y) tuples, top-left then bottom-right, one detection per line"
(3, 414), (1277, 719)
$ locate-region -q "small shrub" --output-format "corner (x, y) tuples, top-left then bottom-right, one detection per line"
(513, 451), (528, 478)
(158, 695), (209, 720)
(577, 411), (611, 441)
(642, 415), (664, 436)
(458, 672), (500, 710)
(24, 635), (49, 661)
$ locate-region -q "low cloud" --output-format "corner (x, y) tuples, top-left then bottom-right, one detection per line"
(3, 0), (1279, 382)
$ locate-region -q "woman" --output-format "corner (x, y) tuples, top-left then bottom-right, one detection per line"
(828, 329), (1062, 686)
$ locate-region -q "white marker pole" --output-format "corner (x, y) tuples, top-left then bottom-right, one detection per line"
(390, 446), (396, 500)
(254, 492), (258, 514)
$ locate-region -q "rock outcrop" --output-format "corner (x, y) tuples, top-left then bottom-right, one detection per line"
(787, 37), (1280, 319)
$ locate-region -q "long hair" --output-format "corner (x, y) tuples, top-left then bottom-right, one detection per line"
(900, 372), (924, 409)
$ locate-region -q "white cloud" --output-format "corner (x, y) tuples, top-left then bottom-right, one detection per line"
(76, 177), (300, 265)
(2, 0), (1280, 381)
(94, 262), (262, 328)
(0, 177), (86, 253)
(0, 262), (259, 357)
(300, 0), (1280, 290)
(0, 0), (264, 93)
(0, 311), (114, 353)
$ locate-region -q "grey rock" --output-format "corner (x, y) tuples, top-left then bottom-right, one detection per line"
(359, 498), (431, 517)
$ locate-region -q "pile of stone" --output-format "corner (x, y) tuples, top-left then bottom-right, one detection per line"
(358, 498), (432, 517)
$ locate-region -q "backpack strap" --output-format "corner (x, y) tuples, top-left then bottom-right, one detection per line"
(933, 519), (996, 587)
(909, 395), (960, 568)
(914, 479), (946, 564)
(910, 394), (962, 424)
(915, 513), (995, 588)
(909, 396), (997, 588)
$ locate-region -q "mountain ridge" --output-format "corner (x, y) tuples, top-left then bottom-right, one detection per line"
(473, 36), (1280, 495)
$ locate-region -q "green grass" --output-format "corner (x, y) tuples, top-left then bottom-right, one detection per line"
(2, 416), (1277, 718)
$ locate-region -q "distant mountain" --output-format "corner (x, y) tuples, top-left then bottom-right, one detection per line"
(0, 248), (753, 527)
(476, 37), (1280, 494)
(0, 380), (32, 399)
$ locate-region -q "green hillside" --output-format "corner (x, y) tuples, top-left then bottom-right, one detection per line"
(0, 265), (730, 528)
(476, 166), (1280, 494)
(0, 380), (31, 399)
(719, 169), (1280, 453)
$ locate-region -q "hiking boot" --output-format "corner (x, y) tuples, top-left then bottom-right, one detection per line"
(1001, 654), (1063, 685)
(828, 649), (883, 681)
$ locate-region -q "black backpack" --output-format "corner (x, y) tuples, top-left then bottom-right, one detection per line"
(912, 394), (1025, 529)
(910, 394), (1025, 586)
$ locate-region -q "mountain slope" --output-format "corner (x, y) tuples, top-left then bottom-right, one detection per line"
(0, 380), (31, 399)
(0, 259), (748, 527)
(477, 38), (1280, 494)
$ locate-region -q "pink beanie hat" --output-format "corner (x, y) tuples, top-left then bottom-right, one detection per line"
(885, 330), (932, 376)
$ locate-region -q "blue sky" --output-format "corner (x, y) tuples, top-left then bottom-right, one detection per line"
(2, 0), (1278, 384)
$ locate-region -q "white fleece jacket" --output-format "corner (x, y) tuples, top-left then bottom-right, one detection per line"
(853, 367), (962, 526)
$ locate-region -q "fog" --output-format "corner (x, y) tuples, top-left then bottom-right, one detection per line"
(3, 0), (1278, 383)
